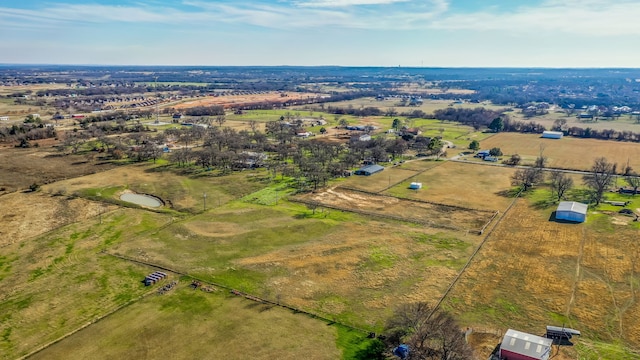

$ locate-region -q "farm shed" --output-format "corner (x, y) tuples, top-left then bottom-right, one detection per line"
(541, 131), (563, 139)
(499, 329), (552, 360)
(556, 201), (587, 223)
(409, 182), (422, 189)
(355, 164), (384, 176)
(0, 116), (8, 121)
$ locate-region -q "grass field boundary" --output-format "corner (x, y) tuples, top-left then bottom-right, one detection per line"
(0, 205), (123, 251)
(103, 252), (372, 335)
(289, 197), (464, 231)
(428, 188), (524, 320)
(20, 286), (158, 360)
(375, 160), (446, 193)
(335, 186), (495, 214)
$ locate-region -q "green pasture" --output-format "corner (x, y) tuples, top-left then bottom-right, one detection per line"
(0, 209), (173, 359)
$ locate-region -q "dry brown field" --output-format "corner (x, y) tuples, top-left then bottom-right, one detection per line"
(443, 200), (640, 359)
(339, 167), (422, 193)
(481, 133), (640, 171)
(508, 110), (640, 133)
(301, 188), (493, 231)
(173, 92), (322, 110)
(0, 84), (69, 97)
(0, 192), (114, 248)
(0, 146), (117, 194)
(383, 161), (516, 211)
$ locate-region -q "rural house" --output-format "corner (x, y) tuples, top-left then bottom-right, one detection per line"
(0, 116), (8, 121)
(354, 164), (384, 176)
(555, 201), (587, 223)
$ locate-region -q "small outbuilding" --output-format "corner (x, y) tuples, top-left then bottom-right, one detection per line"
(355, 164), (384, 176)
(541, 131), (563, 139)
(409, 182), (422, 190)
(556, 201), (588, 223)
(498, 329), (553, 360)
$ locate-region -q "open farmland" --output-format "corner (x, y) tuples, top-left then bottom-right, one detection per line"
(383, 161), (517, 211)
(323, 98), (505, 116)
(0, 192), (115, 247)
(0, 208), (173, 359)
(29, 288), (341, 360)
(106, 199), (482, 329)
(509, 110), (640, 133)
(299, 187), (494, 232)
(481, 132), (640, 171)
(173, 91), (323, 110)
(442, 199), (640, 359)
(45, 163), (271, 213)
(0, 146), (118, 194)
(339, 166), (426, 193)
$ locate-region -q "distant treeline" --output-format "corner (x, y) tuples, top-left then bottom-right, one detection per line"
(183, 105), (225, 116)
(0, 123), (56, 143)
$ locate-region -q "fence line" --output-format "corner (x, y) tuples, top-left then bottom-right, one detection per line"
(104, 253), (371, 334)
(428, 189), (524, 320)
(289, 197), (464, 231)
(334, 186), (495, 214)
(20, 287), (157, 359)
(375, 161), (445, 194)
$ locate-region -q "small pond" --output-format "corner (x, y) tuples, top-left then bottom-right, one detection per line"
(120, 193), (162, 208)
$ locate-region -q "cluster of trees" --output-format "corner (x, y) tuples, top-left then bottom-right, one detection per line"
(432, 107), (504, 130)
(511, 154), (640, 205)
(366, 303), (473, 360)
(0, 123), (56, 144)
(182, 105), (225, 116)
(324, 105), (383, 117)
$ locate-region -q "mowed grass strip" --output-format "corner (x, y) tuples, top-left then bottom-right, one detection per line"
(384, 161), (516, 211)
(0, 209), (173, 359)
(29, 287), (342, 360)
(442, 199), (640, 359)
(481, 132), (640, 171)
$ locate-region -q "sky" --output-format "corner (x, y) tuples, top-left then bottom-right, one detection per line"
(1, 0), (640, 67)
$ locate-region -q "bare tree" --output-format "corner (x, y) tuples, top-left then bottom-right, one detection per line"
(549, 171), (574, 201)
(624, 173), (640, 195)
(247, 120), (258, 133)
(583, 157), (617, 205)
(385, 303), (473, 360)
(623, 161), (640, 195)
(511, 167), (544, 191)
(215, 115), (226, 127)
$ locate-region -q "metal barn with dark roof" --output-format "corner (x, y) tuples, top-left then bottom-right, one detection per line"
(354, 164), (384, 176)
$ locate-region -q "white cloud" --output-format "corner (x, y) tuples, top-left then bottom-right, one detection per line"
(1, 0), (638, 35)
(292, 0), (412, 8)
(430, 0), (640, 36)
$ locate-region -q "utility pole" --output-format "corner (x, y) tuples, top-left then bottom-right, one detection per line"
(275, 189), (278, 205)
(203, 192), (207, 211)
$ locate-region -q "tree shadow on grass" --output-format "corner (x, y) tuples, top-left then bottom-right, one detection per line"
(533, 197), (557, 210)
(496, 187), (522, 198)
